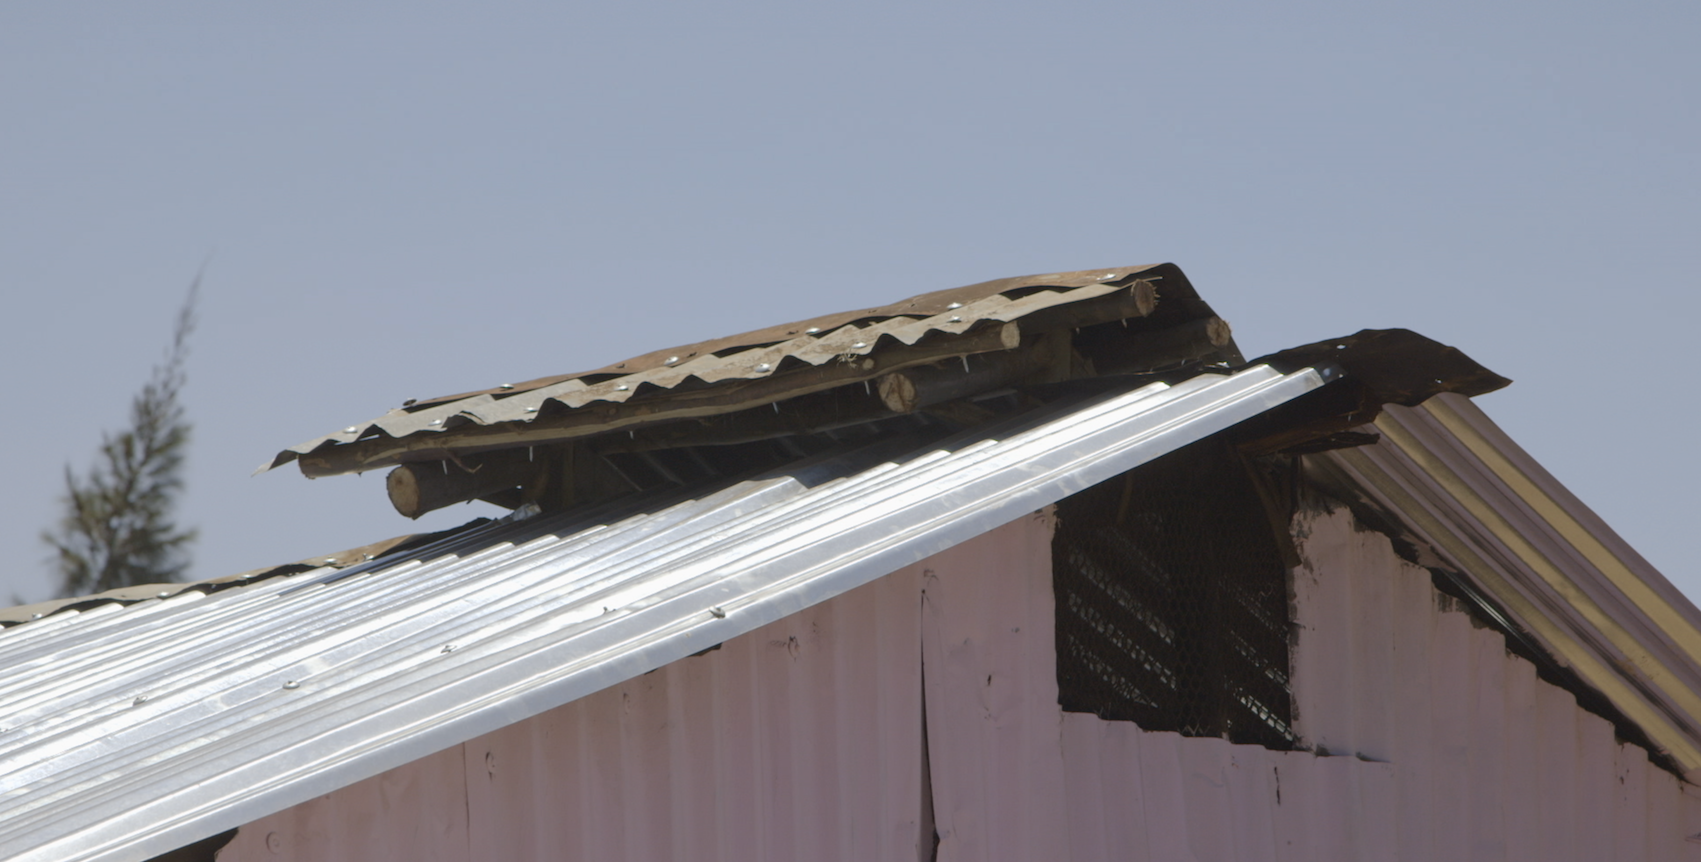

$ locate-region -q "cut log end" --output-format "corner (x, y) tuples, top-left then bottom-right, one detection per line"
(386, 451), (543, 519)
(1206, 316), (1232, 347)
(878, 373), (920, 414)
(1130, 281), (1159, 318)
(387, 467), (425, 519)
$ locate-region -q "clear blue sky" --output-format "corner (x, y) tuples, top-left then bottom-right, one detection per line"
(3, 2), (1696, 605)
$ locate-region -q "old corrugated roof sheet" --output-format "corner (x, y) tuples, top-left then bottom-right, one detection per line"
(260, 263), (1233, 477)
(0, 363), (1328, 862)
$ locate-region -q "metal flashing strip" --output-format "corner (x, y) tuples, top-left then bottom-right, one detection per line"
(1319, 393), (1701, 777)
(0, 364), (1325, 862)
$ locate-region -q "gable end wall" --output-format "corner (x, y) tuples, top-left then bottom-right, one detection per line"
(218, 507), (1701, 861)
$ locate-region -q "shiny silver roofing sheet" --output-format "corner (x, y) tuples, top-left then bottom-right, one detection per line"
(0, 364), (1326, 862)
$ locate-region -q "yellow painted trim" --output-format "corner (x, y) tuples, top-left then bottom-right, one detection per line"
(1335, 445), (1701, 772)
(1422, 397), (1701, 668)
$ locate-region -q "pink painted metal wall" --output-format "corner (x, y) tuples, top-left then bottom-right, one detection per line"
(217, 743), (470, 861)
(1288, 504), (1701, 862)
(919, 510), (1070, 860)
(221, 547), (930, 862)
(223, 507), (1701, 862)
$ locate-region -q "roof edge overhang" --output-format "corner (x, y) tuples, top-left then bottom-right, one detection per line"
(258, 263), (1237, 478)
(1312, 393), (1701, 780)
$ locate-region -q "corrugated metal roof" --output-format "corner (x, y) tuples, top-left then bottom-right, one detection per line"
(0, 363), (1327, 862)
(1312, 393), (1701, 779)
(261, 263), (1233, 477)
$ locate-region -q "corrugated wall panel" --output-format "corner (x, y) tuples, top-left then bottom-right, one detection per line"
(1503, 645), (1541, 862)
(223, 489), (1701, 862)
(224, 557), (928, 862)
(919, 510), (1070, 862)
(1388, 554), (1436, 862)
(1290, 504), (1701, 862)
(218, 744), (469, 862)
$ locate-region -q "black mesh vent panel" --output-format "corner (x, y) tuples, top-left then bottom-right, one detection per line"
(1053, 438), (1296, 748)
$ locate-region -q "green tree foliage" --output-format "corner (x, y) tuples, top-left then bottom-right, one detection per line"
(45, 281), (200, 596)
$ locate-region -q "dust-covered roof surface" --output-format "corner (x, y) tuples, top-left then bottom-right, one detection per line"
(261, 263), (1234, 477)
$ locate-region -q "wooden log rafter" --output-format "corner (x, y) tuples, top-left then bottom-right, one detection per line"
(302, 321), (1022, 478)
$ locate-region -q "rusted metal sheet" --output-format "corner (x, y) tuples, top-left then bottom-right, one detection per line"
(260, 263), (1218, 477)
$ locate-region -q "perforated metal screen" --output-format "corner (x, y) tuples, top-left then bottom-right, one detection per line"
(1053, 438), (1296, 748)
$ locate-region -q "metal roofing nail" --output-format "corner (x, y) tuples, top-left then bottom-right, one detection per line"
(616, 384), (629, 391)
(947, 302), (963, 310)
(30, 613), (42, 620)
(1100, 272), (1116, 280)
(961, 355), (971, 373)
(772, 403), (780, 413)
(156, 591), (169, 598)
(440, 644), (457, 654)
(852, 341), (867, 349)
(805, 327), (821, 334)
(498, 383), (515, 390)
(344, 426), (358, 433)
(664, 356), (680, 366)
(755, 363), (771, 372)
(132, 695), (149, 706)
(949, 316), (962, 323)
(525, 406), (538, 413)
(282, 681), (300, 690)
(430, 418), (444, 425)
(710, 607), (727, 619)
